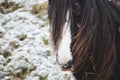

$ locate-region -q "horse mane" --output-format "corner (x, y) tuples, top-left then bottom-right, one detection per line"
(48, 0), (120, 80)
(72, 0), (120, 79)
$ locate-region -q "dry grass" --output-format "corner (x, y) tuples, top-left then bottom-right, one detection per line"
(0, 2), (22, 14)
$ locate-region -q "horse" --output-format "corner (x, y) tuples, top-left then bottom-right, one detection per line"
(48, 0), (120, 80)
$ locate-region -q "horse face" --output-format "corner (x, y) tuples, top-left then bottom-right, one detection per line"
(57, 10), (73, 68)
(48, 0), (81, 69)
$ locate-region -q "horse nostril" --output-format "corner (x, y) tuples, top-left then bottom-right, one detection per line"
(62, 60), (73, 69)
(68, 60), (73, 66)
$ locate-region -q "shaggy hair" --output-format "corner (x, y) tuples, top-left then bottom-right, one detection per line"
(48, 0), (120, 80)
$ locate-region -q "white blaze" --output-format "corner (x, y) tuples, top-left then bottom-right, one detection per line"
(57, 10), (73, 65)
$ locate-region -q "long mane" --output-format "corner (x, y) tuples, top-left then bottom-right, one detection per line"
(48, 0), (120, 80)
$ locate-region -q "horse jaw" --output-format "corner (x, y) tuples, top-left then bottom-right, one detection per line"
(57, 10), (73, 65)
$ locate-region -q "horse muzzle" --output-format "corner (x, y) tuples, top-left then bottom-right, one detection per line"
(60, 60), (75, 72)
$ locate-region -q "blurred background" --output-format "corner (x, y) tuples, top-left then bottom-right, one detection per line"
(0, 0), (72, 80)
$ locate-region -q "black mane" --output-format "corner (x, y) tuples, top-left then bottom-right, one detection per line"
(48, 0), (120, 80)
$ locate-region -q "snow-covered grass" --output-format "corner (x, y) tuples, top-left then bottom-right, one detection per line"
(0, 0), (74, 80)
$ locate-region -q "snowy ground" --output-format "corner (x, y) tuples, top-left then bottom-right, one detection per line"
(0, 0), (74, 80)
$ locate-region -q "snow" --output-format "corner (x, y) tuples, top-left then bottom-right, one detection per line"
(0, 0), (74, 80)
